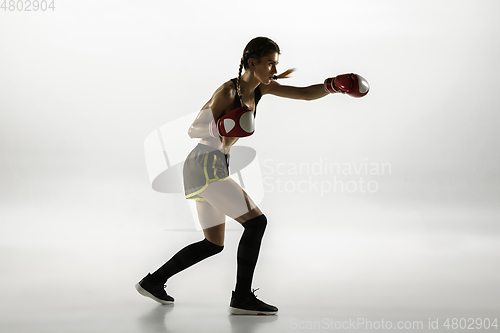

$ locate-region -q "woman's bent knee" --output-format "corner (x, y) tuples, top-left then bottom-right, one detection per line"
(203, 238), (224, 252)
(235, 207), (264, 224)
(202, 223), (225, 247)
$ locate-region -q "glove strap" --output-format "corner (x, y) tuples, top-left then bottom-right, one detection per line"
(324, 77), (339, 94)
(208, 119), (220, 138)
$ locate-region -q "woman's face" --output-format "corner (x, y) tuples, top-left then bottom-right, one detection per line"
(252, 52), (279, 85)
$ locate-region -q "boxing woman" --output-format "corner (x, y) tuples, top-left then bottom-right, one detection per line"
(135, 36), (369, 315)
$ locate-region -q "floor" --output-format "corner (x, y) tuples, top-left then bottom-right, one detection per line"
(1, 220), (499, 333)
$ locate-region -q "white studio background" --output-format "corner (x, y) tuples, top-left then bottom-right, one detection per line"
(1, 0), (499, 332)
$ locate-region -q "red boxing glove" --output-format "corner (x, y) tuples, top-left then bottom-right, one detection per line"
(209, 106), (255, 138)
(324, 73), (370, 98)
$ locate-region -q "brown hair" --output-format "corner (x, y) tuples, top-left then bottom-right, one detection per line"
(236, 37), (295, 107)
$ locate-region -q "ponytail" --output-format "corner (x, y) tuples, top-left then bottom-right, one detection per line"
(273, 68), (296, 80)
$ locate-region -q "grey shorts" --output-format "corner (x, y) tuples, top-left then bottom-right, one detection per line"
(183, 143), (231, 201)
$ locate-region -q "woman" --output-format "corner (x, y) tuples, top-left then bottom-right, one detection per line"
(135, 36), (369, 315)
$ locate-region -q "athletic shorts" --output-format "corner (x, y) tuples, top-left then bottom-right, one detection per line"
(183, 143), (231, 201)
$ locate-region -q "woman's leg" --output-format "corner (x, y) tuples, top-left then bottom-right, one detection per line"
(146, 201), (225, 284)
(197, 177), (263, 223)
(197, 200), (225, 246)
(198, 178), (266, 294)
(136, 200), (225, 305)
(136, 231), (224, 305)
(199, 178), (277, 314)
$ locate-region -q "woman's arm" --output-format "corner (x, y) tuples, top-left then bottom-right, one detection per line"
(262, 80), (336, 101)
(187, 107), (216, 139)
(188, 84), (234, 138)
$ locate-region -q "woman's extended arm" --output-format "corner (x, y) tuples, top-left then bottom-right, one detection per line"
(262, 80), (336, 101)
(301, 84), (331, 100)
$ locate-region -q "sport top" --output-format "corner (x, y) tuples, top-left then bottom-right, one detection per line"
(230, 78), (262, 119)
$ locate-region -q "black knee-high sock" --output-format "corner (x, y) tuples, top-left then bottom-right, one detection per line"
(149, 238), (223, 284)
(235, 214), (267, 295)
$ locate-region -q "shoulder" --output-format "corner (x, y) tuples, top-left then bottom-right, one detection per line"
(192, 80), (237, 125)
(208, 79), (238, 120)
(212, 80), (236, 106)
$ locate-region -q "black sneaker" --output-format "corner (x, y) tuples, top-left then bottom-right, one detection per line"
(228, 288), (278, 315)
(135, 273), (174, 305)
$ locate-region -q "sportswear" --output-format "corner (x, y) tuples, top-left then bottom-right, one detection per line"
(230, 77), (262, 118)
(135, 273), (175, 305)
(229, 289), (278, 315)
(183, 143), (231, 202)
(184, 78), (261, 201)
(235, 214), (267, 295)
(135, 238), (224, 304)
